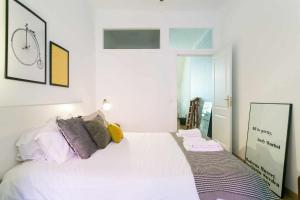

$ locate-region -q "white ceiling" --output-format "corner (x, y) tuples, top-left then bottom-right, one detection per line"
(87, 0), (226, 11)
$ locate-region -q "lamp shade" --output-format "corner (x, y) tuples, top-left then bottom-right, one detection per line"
(102, 99), (112, 111)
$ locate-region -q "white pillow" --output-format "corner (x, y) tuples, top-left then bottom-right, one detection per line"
(35, 119), (77, 164)
(16, 127), (46, 161)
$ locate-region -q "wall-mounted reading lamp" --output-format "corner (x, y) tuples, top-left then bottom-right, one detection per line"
(102, 99), (112, 111)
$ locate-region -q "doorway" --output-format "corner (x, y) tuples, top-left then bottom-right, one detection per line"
(177, 55), (213, 137)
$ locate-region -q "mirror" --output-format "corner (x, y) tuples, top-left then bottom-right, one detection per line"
(200, 101), (213, 137)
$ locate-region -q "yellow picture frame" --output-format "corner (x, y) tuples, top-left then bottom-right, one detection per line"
(50, 42), (69, 87)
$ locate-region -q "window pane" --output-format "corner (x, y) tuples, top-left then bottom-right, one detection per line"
(169, 28), (213, 49)
(104, 30), (160, 49)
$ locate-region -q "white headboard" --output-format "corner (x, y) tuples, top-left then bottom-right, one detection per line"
(0, 102), (87, 179)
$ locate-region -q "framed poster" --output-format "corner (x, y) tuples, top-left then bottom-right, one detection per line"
(245, 103), (292, 197)
(5, 0), (47, 84)
(50, 42), (69, 87)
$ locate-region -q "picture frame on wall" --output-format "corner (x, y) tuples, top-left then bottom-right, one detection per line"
(245, 103), (292, 198)
(5, 0), (47, 84)
(50, 42), (69, 88)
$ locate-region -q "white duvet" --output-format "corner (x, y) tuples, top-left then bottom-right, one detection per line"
(0, 132), (199, 200)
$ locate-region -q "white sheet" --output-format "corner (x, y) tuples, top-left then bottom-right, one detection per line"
(0, 132), (199, 200)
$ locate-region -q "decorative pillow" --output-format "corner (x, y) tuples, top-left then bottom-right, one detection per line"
(107, 123), (124, 143)
(16, 127), (46, 161)
(83, 120), (111, 149)
(57, 118), (98, 159)
(35, 119), (77, 163)
(81, 110), (108, 126)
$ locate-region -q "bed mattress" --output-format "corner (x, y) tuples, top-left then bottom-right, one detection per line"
(0, 132), (199, 200)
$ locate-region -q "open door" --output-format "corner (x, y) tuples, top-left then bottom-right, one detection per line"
(212, 46), (232, 152)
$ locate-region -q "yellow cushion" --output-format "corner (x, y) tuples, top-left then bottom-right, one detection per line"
(107, 123), (124, 143)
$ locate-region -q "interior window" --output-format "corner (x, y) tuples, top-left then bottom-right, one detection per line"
(169, 28), (213, 49)
(103, 29), (160, 49)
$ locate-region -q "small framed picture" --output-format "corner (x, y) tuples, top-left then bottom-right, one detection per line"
(5, 0), (47, 84)
(50, 42), (69, 87)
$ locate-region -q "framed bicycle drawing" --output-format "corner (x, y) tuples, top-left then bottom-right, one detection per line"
(5, 0), (47, 84)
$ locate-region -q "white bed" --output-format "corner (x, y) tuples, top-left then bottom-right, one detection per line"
(0, 132), (199, 200)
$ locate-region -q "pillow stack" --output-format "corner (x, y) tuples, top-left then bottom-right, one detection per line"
(16, 110), (124, 163)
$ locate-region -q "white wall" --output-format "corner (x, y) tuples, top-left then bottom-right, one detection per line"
(221, 0), (300, 193)
(177, 57), (191, 118)
(0, 0), (96, 178)
(190, 56), (213, 101)
(177, 57), (188, 118)
(95, 10), (220, 132)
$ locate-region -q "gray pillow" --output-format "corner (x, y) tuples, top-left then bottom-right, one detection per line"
(57, 118), (98, 159)
(82, 111), (105, 123)
(83, 120), (111, 149)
